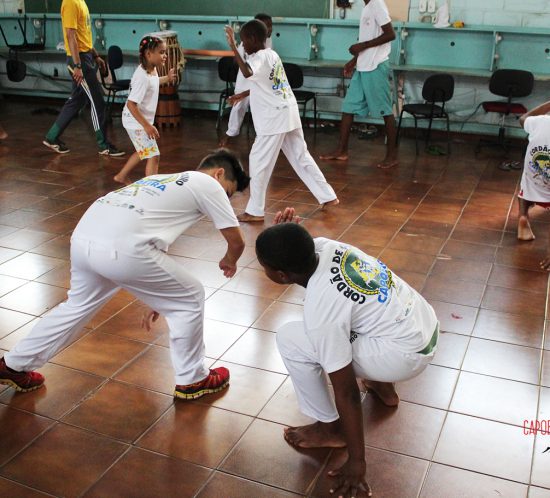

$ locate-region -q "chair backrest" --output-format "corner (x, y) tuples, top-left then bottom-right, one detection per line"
(489, 69), (534, 99)
(422, 73), (454, 103)
(282, 63), (303, 89)
(108, 45), (124, 72)
(218, 56), (238, 84)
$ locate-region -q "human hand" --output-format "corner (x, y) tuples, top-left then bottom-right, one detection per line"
(273, 207), (301, 225)
(72, 67), (84, 85)
(145, 124), (160, 140)
(343, 59), (356, 78)
(219, 256), (237, 277)
(228, 92), (247, 105)
(168, 68), (177, 83)
(327, 457), (371, 498)
(225, 25), (238, 51)
(141, 308), (160, 331)
(96, 57), (108, 78)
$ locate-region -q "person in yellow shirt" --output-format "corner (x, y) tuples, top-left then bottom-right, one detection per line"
(43, 0), (124, 156)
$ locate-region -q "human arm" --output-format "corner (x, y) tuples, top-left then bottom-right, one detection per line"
(519, 101), (550, 128)
(228, 90), (250, 105)
(327, 363), (370, 498)
(159, 68), (177, 86)
(219, 226), (245, 277)
(344, 57), (357, 78)
(65, 28), (84, 84)
(141, 308), (160, 331)
(224, 26), (253, 78)
(273, 206), (301, 224)
(126, 100), (160, 139)
(348, 22), (396, 56)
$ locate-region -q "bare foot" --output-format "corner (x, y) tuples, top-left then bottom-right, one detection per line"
(237, 212), (264, 223)
(113, 174), (131, 185)
(320, 151), (349, 161)
(218, 135), (231, 148)
(0, 130), (7, 140)
(376, 159), (399, 169)
(362, 380), (400, 407)
(540, 255), (550, 271)
(517, 215), (535, 241)
(322, 198), (340, 210)
(283, 421), (346, 449)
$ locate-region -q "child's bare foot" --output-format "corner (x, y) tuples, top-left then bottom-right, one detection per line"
(517, 215), (535, 241)
(237, 212), (264, 223)
(541, 255), (550, 271)
(0, 130), (7, 140)
(320, 150), (348, 161)
(218, 135), (231, 148)
(283, 421), (346, 449)
(322, 198), (340, 210)
(362, 380), (400, 407)
(113, 174), (131, 185)
(376, 158), (399, 169)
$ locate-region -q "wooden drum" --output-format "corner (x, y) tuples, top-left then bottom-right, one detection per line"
(147, 31), (185, 127)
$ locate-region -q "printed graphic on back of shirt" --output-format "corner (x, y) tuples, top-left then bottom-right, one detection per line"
(529, 147), (550, 186)
(329, 246), (394, 304)
(269, 61), (292, 99)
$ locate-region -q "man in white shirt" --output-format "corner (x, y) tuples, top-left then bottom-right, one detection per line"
(255, 210), (438, 496)
(0, 150), (250, 401)
(225, 20), (338, 222)
(517, 100), (550, 270)
(220, 13), (273, 146)
(321, 0), (398, 169)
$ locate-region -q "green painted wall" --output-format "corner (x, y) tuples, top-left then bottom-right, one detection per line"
(25, 0), (331, 18)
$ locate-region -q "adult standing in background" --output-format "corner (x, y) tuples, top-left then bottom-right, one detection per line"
(42, 0), (125, 156)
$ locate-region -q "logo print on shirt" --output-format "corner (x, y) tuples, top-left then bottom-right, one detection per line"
(530, 149), (550, 185)
(269, 61), (292, 99)
(114, 174), (181, 196)
(329, 248), (393, 304)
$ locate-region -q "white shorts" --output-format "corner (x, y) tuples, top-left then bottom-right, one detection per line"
(126, 128), (160, 160)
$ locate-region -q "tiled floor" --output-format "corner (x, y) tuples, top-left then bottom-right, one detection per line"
(0, 99), (549, 498)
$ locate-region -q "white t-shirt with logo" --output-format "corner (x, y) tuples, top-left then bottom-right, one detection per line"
(246, 48), (302, 136)
(356, 0), (392, 72)
(519, 115), (550, 202)
(73, 171), (239, 255)
(122, 65), (160, 130)
(303, 238), (438, 374)
(234, 38), (272, 94)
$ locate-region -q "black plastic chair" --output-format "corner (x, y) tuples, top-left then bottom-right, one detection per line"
(216, 56), (238, 129)
(100, 45), (131, 119)
(283, 62), (317, 130)
(397, 73), (455, 155)
(477, 69), (534, 154)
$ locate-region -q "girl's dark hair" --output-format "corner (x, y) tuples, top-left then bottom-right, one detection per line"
(197, 148), (250, 192)
(139, 35), (163, 67)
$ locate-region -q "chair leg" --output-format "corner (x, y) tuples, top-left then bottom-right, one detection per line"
(446, 114), (451, 155)
(313, 96), (317, 132)
(413, 115), (419, 155)
(426, 114), (434, 151)
(397, 110), (404, 145)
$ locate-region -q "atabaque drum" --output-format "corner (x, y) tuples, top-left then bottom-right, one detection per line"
(146, 30), (185, 127)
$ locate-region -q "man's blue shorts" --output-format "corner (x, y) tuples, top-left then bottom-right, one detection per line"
(342, 60), (393, 118)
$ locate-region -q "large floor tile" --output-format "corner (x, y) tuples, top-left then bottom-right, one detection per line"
(0, 477), (53, 498)
(137, 403), (252, 468)
(0, 282), (67, 316)
(428, 300), (478, 335)
(252, 301), (304, 332)
(0, 423), (127, 498)
(205, 290), (273, 327)
(433, 412), (533, 483)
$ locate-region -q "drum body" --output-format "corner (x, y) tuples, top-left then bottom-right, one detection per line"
(146, 30), (185, 126)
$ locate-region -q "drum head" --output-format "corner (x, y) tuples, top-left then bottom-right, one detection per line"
(145, 31), (178, 40)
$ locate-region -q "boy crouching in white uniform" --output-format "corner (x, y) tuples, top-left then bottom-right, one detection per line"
(0, 150), (249, 401)
(255, 210), (439, 497)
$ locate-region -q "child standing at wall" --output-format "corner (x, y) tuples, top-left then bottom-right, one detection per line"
(225, 21), (338, 222)
(114, 36), (176, 184)
(516, 100), (550, 269)
(220, 13), (273, 147)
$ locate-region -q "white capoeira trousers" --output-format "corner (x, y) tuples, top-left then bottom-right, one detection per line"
(245, 127), (337, 217)
(276, 321), (435, 423)
(4, 238), (210, 385)
(226, 71), (250, 137)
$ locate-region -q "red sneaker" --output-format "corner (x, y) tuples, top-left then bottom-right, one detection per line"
(0, 357), (45, 392)
(174, 367), (230, 400)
